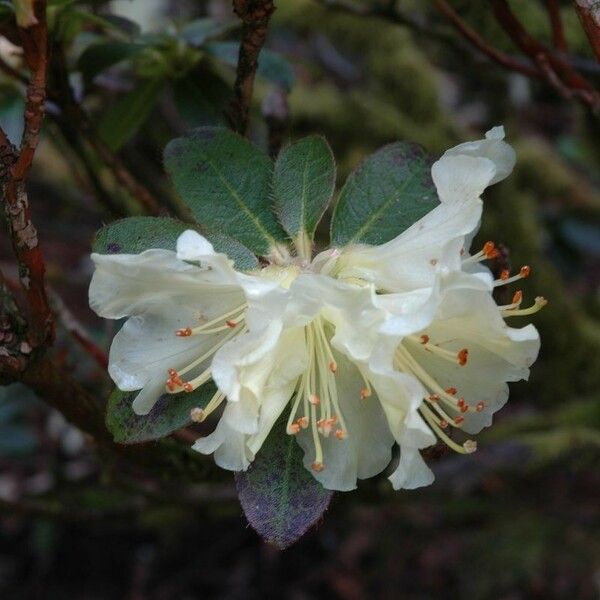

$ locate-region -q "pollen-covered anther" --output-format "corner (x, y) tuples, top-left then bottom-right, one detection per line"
(309, 393), (320, 406)
(428, 394), (440, 402)
(312, 461), (325, 472)
(190, 407), (205, 423)
(445, 387), (457, 395)
(176, 327), (192, 337)
(287, 423), (301, 435)
(483, 240), (499, 259)
(297, 416), (309, 429)
(439, 419), (449, 429)
(335, 429), (347, 440)
(360, 387), (371, 400)
(183, 383), (194, 393)
(512, 290), (523, 305)
(420, 334), (430, 344)
(329, 361), (338, 373)
(476, 401), (485, 412)
(458, 398), (469, 413)
(520, 265), (531, 278)
(457, 348), (469, 366)
(226, 320), (238, 328)
(454, 415), (465, 425)
(463, 440), (477, 453)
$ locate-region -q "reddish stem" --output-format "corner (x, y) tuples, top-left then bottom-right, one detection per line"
(573, 0), (600, 62)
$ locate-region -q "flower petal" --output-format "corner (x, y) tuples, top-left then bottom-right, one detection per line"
(388, 446), (435, 490)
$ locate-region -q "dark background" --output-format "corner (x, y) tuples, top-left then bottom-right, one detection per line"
(0, 1), (599, 598)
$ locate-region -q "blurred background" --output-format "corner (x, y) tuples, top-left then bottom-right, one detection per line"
(0, 0), (599, 598)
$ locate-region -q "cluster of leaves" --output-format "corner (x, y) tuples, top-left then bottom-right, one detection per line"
(0, 0), (294, 148)
(94, 125), (438, 546)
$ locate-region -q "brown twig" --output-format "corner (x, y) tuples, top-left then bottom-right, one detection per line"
(47, 287), (109, 370)
(228, 0), (276, 135)
(0, 0), (53, 351)
(435, 0), (540, 77)
(573, 0), (600, 61)
(492, 0), (600, 111)
(547, 0), (568, 51)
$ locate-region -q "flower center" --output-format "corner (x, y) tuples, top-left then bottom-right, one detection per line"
(284, 315), (371, 473)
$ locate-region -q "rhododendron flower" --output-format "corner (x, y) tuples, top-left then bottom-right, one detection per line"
(89, 127), (544, 492)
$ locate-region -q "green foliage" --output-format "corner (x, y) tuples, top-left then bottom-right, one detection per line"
(106, 383), (217, 444)
(273, 136), (336, 241)
(331, 142), (438, 246)
(77, 41), (149, 84)
(93, 216), (258, 270)
(164, 127), (289, 256)
(235, 415), (333, 549)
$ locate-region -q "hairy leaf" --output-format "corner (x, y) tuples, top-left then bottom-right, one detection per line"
(92, 216), (258, 270)
(274, 136), (336, 240)
(106, 383), (216, 444)
(164, 127), (288, 256)
(331, 142), (438, 247)
(235, 417), (333, 549)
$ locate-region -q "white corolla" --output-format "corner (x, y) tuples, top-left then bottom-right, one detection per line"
(89, 127), (544, 492)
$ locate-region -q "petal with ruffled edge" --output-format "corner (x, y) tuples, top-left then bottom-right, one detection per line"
(441, 126), (516, 186)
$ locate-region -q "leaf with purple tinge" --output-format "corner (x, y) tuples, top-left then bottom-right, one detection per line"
(235, 415), (333, 549)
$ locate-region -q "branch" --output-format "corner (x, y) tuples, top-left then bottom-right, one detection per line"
(491, 0), (600, 111)
(573, 0), (600, 61)
(547, 0), (568, 51)
(434, 0), (540, 77)
(0, 0), (53, 350)
(228, 0), (276, 134)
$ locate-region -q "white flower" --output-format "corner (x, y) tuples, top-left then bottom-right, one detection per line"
(90, 126), (544, 493)
(194, 271), (435, 491)
(89, 231), (278, 415)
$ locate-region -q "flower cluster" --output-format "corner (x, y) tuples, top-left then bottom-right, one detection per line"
(89, 127), (543, 491)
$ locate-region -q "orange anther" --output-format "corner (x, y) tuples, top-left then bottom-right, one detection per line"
(512, 290), (523, 305)
(287, 423), (301, 435)
(460, 404), (469, 413)
(454, 415), (465, 425)
(420, 335), (430, 344)
(476, 401), (485, 412)
(226, 320), (238, 328)
(457, 348), (469, 366)
(176, 327), (192, 337)
(309, 394), (320, 406)
(483, 241), (497, 258)
(500, 269), (510, 280)
(329, 361), (338, 373)
(312, 462), (325, 472)
(428, 394), (440, 402)
(297, 416), (309, 429)
(335, 429), (347, 440)
(439, 419), (449, 429)
(445, 387), (457, 396)
(520, 265), (531, 278)
(168, 368), (178, 377)
(166, 381), (176, 392)
(360, 388), (371, 400)
(183, 383), (193, 393)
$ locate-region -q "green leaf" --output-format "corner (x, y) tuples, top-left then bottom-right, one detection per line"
(106, 383), (217, 444)
(164, 127), (288, 256)
(98, 77), (163, 151)
(179, 18), (237, 46)
(172, 75), (229, 128)
(205, 41), (295, 91)
(93, 216), (259, 271)
(274, 136), (335, 240)
(331, 142), (438, 247)
(235, 415), (333, 549)
(77, 41), (148, 83)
